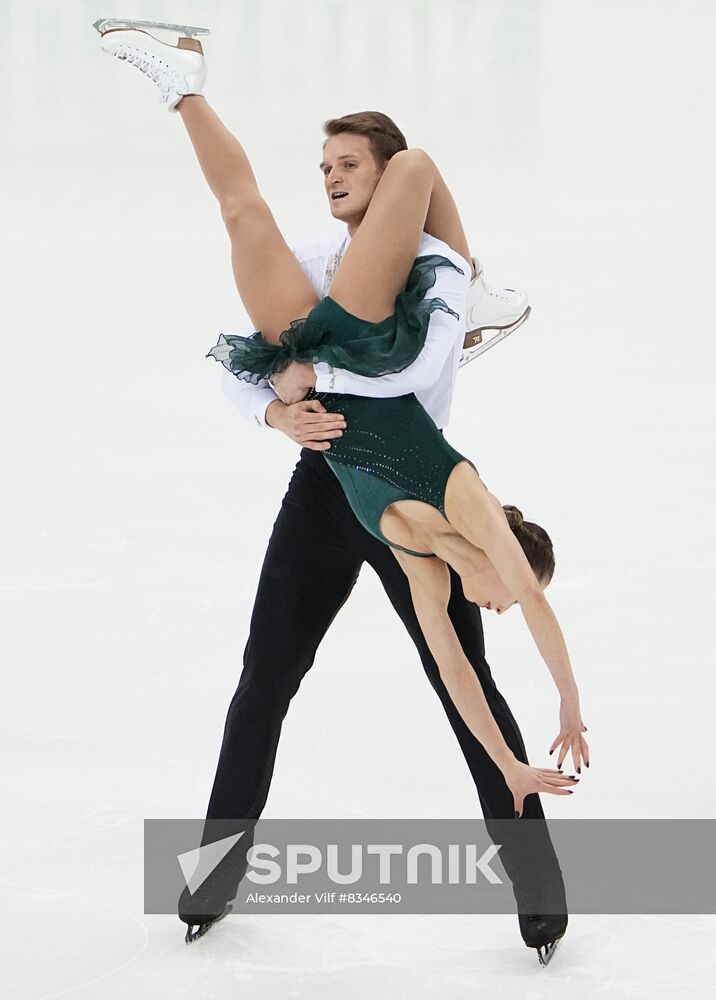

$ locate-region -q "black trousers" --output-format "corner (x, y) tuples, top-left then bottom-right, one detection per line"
(204, 448), (563, 906)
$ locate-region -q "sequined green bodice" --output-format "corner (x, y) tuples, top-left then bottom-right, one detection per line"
(317, 390), (469, 556)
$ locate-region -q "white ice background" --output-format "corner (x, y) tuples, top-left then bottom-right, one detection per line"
(1, 0), (715, 997)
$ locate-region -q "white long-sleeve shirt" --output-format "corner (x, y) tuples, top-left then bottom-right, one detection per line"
(219, 228), (470, 430)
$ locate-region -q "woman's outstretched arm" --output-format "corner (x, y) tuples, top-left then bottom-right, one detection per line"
(393, 551), (580, 817)
(443, 468), (588, 772)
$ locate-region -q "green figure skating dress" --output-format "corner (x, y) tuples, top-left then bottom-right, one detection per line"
(207, 255), (473, 558)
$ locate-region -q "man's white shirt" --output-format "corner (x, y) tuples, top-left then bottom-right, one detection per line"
(219, 228), (470, 431)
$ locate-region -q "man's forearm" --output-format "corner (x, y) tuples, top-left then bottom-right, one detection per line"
(214, 235), (470, 418)
(264, 399), (284, 427)
(220, 369), (279, 427)
(313, 304), (457, 397)
(313, 253), (469, 397)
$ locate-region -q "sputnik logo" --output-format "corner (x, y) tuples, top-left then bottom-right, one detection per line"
(177, 831), (246, 894)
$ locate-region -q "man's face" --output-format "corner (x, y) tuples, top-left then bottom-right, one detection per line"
(320, 133), (385, 230)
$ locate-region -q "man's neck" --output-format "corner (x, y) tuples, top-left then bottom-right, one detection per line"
(346, 209), (369, 237)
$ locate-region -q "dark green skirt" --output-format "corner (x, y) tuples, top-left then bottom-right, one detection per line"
(207, 254), (472, 556)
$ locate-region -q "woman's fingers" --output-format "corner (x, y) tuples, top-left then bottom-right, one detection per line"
(552, 734), (589, 772)
(570, 733), (592, 772)
(509, 757), (586, 816)
(580, 734), (590, 767)
(537, 771), (579, 786)
(563, 740), (580, 773)
(511, 770), (579, 815)
(536, 770), (579, 795)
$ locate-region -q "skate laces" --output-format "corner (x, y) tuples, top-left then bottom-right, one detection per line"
(112, 41), (184, 101)
(480, 271), (512, 302)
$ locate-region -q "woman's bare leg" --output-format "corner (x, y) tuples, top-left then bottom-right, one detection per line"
(423, 169), (473, 268)
(328, 149), (471, 323)
(177, 95), (318, 341)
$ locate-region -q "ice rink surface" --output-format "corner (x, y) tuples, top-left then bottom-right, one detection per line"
(1, 0), (715, 996)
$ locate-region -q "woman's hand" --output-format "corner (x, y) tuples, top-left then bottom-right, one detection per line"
(549, 697), (589, 772)
(270, 361), (317, 405)
(502, 759), (580, 817)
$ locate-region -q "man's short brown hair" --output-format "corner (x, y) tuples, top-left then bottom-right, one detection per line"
(322, 111), (408, 166)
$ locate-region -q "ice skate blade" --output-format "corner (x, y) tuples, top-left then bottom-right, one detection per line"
(535, 935), (562, 967)
(184, 902), (232, 944)
(93, 18), (210, 38)
(458, 306), (531, 368)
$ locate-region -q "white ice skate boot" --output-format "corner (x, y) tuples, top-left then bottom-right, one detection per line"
(459, 257), (531, 368)
(93, 18), (210, 112)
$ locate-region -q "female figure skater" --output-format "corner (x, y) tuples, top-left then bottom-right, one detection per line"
(95, 20), (588, 964)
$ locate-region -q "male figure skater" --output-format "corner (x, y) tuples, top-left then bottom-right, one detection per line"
(193, 114), (565, 956)
(92, 21), (566, 964)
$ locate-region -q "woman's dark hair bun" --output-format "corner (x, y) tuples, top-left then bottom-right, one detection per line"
(502, 503), (555, 584)
(502, 505), (524, 530)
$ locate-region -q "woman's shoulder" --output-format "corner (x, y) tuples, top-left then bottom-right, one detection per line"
(417, 233), (471, 276)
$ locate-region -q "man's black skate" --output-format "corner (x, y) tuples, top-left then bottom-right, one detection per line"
(178, 829), (252, 944)
(183, 901), (233, 944)
(515, 876), (568, 968)
(178, 873), (235, 945)
(519, 911), (567, 967)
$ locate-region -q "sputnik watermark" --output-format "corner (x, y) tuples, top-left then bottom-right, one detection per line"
(178, 836), (504, 887)
(145, 818), (716, 914)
